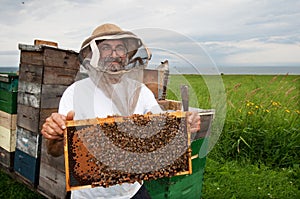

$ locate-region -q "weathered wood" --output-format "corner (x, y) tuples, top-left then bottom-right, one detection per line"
(34, 39), (58, 47)
(38, 162), (67, 199)
(40, 84), (68, 108)
(143, 68), (168, 100)
(14, 148), (40, 185)
(43, 66), (78, 85)
(19, 64), (43, 84)
(143, 69), (159, 99)
(16, 126), (41, 158)
(40, 136), (65, 169)
(0, 110), (17, 130)
(0, 146), (14, 170)
(43, 48), (79, 69)
(17, 104), (40, 133)
(19, 44), (79, 70)
(158, 99), (182, 111)
(20, 50), (44, 65)
(0, 126), (16, 152)
(18, 81), (41, 108)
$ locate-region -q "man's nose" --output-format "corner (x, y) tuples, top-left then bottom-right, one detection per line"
(111, 49), (118, 57)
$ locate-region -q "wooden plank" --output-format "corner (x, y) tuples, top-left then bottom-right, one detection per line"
(43, 48), (79, 69)
(0, 146), (14, 170)
(34, 39), (58, 47)
(18, 81), (41, 108)
(158, 99), (182, 111)
(17, 104), (40, 133)
(0, 110), (17, 130)
(0, 126), (16, 152)
(40, 84), (68, 108)
(143, 69), (159, 99)
(14, 149), (40, 186)
(16, 126), (40, 158)
(43, 66), (77, 85)
(20, 50), (44, 66)
(38, 162), (67, 199)
(40, 136), (65, 169)
(19, 64), (43, 84)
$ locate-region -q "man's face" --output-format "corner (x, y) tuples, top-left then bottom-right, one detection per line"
(97, 39), (128, 72)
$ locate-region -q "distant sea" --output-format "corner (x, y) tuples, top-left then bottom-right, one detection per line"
(0, 66), (19, 73)
(0, 66), (299, 75)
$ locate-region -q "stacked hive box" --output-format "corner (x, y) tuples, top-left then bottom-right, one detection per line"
(0, 73), (18, 170)
(14, 42), (79, 198)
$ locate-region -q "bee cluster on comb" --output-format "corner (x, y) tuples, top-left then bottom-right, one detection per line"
(64, 112), (191, 190)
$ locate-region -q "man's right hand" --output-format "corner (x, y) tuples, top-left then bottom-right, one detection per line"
(41, 111), (75, 140)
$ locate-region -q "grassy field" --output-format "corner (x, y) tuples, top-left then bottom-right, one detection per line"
(0, 74), (299, 198)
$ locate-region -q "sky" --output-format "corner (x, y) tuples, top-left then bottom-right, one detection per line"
(0, 0), (300, 73)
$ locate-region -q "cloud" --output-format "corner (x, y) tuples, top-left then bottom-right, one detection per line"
(0, 0), (299, 67)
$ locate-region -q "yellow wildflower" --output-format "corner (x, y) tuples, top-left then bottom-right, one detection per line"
(285, 109), (290, 113)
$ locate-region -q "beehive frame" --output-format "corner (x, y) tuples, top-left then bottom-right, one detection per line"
(64, 111), (192, 191)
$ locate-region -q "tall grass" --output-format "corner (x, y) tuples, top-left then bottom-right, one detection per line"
(211, 75), (300, 168)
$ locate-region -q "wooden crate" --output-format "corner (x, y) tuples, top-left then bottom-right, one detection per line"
(0, 90), (17, 114)
(0, 110), (17, 130)
(16, 127), (40, 158)
(0, 73), (19, 92)
(17, 104), (40, 133)
(18, 81), (68, 109)
(0, 126), (16, 152)
(19, 64), (44, 84)
(38, 137), (67, 199)
(19, 44), (79, 70)
(18, 81), (41, 108)
(14, 148), (40, 185)
(38, 163), (67, 199)
(144, 69), (169, 100)
(0, 146), (15, 170)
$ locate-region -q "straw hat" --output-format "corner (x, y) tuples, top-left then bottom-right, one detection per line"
(81, 23), (141, 50)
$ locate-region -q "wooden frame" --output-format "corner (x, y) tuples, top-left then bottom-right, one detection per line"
(64, 111), (192, 191)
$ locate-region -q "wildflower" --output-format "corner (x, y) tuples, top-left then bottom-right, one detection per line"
(272, 100), (281, 106)
(264, 109), (270, 113)
(255, 105), (259, 109)
(285, 109), (290, 113)
(238, 109), (242, 113)
(247, 102), (254, 107)
(248, 111), (253, 115)
(296, 110), (300, 114)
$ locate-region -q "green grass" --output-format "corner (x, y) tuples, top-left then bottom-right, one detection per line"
(0, 74), (299, 198)
(202, 158), (300, 199)
(0, 169), (45, 199)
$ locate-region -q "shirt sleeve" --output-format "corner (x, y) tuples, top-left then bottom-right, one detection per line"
(58, 83), (75, 115)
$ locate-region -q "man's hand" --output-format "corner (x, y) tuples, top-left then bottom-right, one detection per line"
(41, 111), (75, 140)
(187, 111), (201, 133)
(41, 111), (75, 157)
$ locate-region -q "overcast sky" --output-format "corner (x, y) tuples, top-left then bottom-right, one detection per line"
(0, 0), (300, 71)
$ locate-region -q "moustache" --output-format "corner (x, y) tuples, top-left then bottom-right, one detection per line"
(104, 57), (123, 64)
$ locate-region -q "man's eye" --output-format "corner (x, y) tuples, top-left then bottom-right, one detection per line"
(101, 46), (111, 51)
(116, 46), (125, 51)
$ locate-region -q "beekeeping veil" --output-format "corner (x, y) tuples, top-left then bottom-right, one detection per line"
(78, 23), (151, 116)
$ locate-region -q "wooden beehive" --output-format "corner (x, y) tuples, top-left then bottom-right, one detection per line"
(15, 42), (79, 189)
(64, 111), (191, 191)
